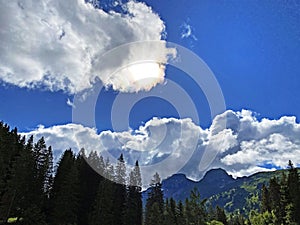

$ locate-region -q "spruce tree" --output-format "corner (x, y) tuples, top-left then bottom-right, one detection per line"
(215, 205), (228, 225)
(188, 187), (207, 225)
(145, 172), (164, 225)
(286, 160), (300, 223)
(0, 124), (22, 221)
(77, 150), (102, 225)
(125, 160), (142, 225)
(261, 184), (270, 213)
(268, 177), (282, 223)
(176, 200), (185, 225)
(50, 149), (79, 225)
(113, 154), (127, 225)
(169, 198), (178, 225)
(89, 158), (115, 225)
(0, 125), (48, 224)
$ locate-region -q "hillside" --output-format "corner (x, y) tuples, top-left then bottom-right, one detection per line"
(144, 167), (299, 214)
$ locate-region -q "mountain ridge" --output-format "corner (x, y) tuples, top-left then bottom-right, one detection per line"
(143, 167), (298, 213)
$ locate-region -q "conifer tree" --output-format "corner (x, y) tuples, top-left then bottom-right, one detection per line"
(77, 150), (102, 225)
(125, 160), (142, 225)
(268, 177), (282, 222)
(286, 160), (300, 223)
(145, 172), (164, 225)
(169, 198), (178, 225)
(50, 149), (79, 225)
(113, 154), (127, 225)
(261, 184), (270, 213)
(0, 125), (48, 224)
(188, 187), (207, 225)
(89, 158), (115, 225)
(176, 200), (185, 225)
(215, 205), (228, 225)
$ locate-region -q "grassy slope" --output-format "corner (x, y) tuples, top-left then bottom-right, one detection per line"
(208, 168), (300, 215)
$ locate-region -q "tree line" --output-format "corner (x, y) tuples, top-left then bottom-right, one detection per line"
(0, 122), (143, 225)
(0, 122), (228, 225)
(251, 160), (300, 225)
(0, 122), (299, 225)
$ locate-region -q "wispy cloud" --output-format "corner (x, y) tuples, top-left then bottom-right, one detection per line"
(181, 22), (198, 41)
(66, 98), (75, 108)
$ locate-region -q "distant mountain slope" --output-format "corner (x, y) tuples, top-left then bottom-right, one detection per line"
(143, 168), (298, 214)
(161, 169), (236, 202)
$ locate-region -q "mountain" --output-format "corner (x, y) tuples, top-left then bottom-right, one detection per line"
(161, 168), (235, 201)
(143, 168), (297, 214)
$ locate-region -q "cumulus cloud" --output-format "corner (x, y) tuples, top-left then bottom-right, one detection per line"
(0, 0), (175, 93)
(22, 118), (203, 186)
(21, 110), (300, 185)
(214, 110), (300, 178)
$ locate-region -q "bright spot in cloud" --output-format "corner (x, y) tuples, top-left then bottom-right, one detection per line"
(0, 0), (173, 93)
(113, 62), (166, 92)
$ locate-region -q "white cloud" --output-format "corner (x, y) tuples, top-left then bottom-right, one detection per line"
(0, 0), (174, 93)
(216, 110), (300, 177)
(66, 98), (75, 108)
(21, 117), (203, 186)
(181, 22), (197, 40)
(21, 110), (300, 185)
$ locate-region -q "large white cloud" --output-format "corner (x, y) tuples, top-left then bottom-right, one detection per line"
(21, 118), (204, 186)
(21, 110), (300, 185)
(0, 0), (174, 93)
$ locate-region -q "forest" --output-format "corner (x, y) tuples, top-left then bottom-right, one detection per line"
(0, 121), (300, 225)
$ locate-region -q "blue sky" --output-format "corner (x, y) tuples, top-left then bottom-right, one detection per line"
(1, 0), (300, 182)
(1, 0), (300, 131)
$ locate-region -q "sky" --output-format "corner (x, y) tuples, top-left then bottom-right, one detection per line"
(1, 0), (300, 185)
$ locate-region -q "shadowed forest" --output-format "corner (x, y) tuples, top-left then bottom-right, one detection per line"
(0, 122), (300, 225)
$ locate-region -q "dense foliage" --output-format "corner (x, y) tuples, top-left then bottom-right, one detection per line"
(0, 122), (142, 225)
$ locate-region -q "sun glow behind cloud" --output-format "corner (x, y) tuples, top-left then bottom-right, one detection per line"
(0, 0), (172, 93)
(112, 62), (166, 92)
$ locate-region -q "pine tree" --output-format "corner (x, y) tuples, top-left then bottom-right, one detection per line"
(188, 187), (207, 225)
(124, 160), (142, 225)
(44, 146), (54, 198)
(268, 177), (282, 224)
(89, 158), (115, 225)
(113, 154), (127, 225)
(50, 149), (79, 225)
(0, 124), (23, 221)
(185, 198), (192, 225)
(215, 205), (228, 225)
(8, 133), (39, 223)
(77, 150), (102, 225)
(0, 125), (48, 224)
(261, 184), (270, 213)
(145, 172), (164, 225)
(169, 198), (178, 225)
(176, 200), (185, 225)
(286, 160), (300, 224)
